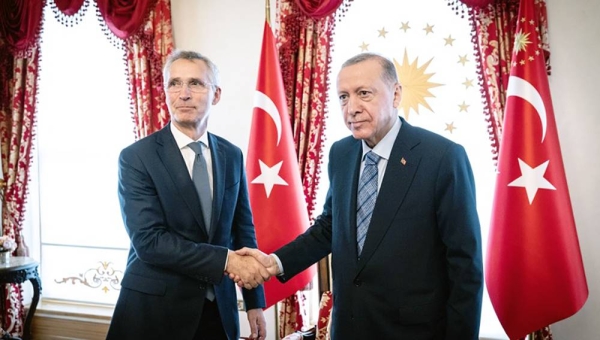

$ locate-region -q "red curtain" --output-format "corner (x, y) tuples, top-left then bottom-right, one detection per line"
(0, 42), (39, 340)
(467, 0), (520, 164)
(125, 0), (173, 139)
(0, 0), (172, 337)
(452, 0), (550, 165)
(0, 0), (44, 336)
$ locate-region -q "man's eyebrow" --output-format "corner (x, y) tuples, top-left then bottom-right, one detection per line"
(169, 76), (202, 81)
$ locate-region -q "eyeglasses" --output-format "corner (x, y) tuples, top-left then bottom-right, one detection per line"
(166, 79), (214, 93)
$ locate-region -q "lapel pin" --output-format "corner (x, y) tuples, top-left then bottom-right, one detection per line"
(400, 157), (406, 166)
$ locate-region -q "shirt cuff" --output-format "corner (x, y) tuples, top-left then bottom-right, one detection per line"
(271, 253), (284, 276)
(224, 249), (230, 271)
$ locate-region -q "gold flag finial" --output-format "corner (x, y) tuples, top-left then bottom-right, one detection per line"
(265, 0), (271, 25)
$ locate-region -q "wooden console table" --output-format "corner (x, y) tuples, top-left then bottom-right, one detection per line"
(0, 257), (41, 340)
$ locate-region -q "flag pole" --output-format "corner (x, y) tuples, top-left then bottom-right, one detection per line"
(265, 0), (270, 25)
(261, 0), (281, 324)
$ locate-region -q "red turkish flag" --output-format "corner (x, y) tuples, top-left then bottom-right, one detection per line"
(247, 21), (316, 309)
(485, 0), (588, 338)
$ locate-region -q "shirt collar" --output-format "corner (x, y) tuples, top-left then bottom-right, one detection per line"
(170, 123), (210, 150)
(361, 116), (402, 161)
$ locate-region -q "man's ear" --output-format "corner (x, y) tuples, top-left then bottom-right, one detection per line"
(392, 83), (402, 108)
(212, 86), (222, 105)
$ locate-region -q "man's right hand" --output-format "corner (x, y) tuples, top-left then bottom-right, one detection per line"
(225, 251), (271, 290)
(230, 248), (280, 288)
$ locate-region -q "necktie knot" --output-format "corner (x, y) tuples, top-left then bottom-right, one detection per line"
(188, 141), (204, 155)
(365, 151), (380, 166)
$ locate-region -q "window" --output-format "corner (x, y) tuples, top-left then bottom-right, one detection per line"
(27, 2), (133, 305)
(314, 0), (507, 338)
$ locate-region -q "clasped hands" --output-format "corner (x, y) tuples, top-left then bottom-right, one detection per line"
(225, 248), (280, 290)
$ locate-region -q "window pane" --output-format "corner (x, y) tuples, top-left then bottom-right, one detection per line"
(42, 245), (126, 304)
(36, 2), (133, 303)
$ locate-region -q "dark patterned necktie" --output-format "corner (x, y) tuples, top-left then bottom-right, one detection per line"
(356, 151), (380, 255)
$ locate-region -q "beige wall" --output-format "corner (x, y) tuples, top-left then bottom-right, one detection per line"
(170, 0), (264, 153)
(170, 0), (600, 339)
(547, 0), (600, 339)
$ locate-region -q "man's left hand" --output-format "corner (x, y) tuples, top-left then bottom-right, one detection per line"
(246, 308), (267, 340)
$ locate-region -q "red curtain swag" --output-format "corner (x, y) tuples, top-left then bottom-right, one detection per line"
(294, 0), (344, 18)
(54, 0), (86, 15)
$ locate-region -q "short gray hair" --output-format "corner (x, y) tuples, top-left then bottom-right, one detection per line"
(341, 52), (399, 86)
(163, 50), (220, 86)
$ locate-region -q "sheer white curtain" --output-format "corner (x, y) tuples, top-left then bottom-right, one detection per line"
(27, 2), (133, 305)
(315, 0), (507, 338)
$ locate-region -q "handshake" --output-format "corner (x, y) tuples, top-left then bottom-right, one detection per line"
(225, 247), (281, 290)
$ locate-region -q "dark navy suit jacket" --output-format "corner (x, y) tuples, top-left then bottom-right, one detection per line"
(107, 124), (265, 340)
(275, 117), (483, 339)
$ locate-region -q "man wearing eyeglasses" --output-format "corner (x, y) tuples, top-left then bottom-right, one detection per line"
(107, 50), (268, 340)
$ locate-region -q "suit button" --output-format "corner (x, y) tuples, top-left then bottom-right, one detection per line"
(354, 279), (362, 287)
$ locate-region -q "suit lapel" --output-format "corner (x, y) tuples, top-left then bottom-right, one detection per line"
(337, 141), (363, 261)
(356, 118), (421, 273)
(156, 125), (208, 238)
(207, 133), (225, 242)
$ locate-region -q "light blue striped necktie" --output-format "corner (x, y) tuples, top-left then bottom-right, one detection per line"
(356, 151), (381, 255)
(188, 141), (215, 301)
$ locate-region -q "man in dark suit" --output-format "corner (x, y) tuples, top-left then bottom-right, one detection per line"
(107, 50), (269, 340)
(237, 52), (483, 339)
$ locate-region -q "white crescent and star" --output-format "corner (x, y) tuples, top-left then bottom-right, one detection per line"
(251, 91), (288, 198)
(505, 75), (555, 204)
